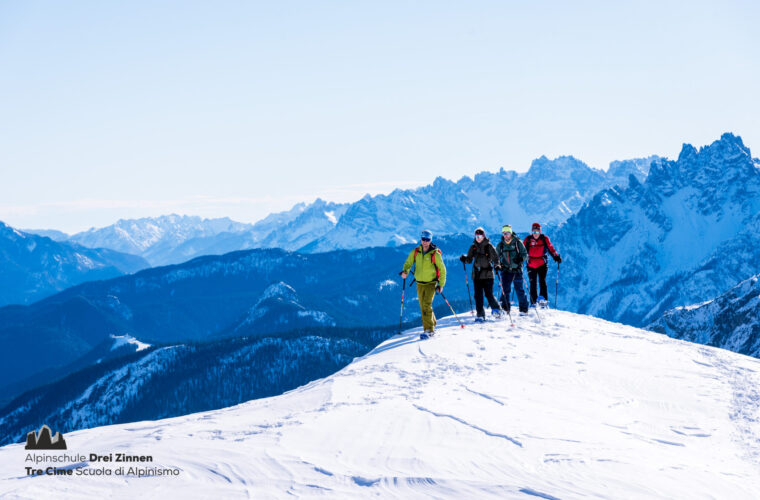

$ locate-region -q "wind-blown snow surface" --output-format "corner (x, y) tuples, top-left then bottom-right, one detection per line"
(2, 311), (759, 499)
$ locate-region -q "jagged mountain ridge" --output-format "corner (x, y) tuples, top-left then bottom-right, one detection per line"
(40, 156), (655, 265)
(65, 214), (253, 266)
(551, 133), (760, 326)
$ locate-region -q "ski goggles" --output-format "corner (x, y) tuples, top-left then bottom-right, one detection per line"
(532, 230), (540, 234)
(475, 234), (484, 240)
(420, 237), (431, 242)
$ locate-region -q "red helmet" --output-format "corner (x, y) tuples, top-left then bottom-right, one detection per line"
(532, 222), (541, 231)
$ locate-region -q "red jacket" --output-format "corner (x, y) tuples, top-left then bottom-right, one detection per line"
(523, 234), (558, 269)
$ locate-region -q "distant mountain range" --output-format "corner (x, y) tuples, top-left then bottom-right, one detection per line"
(648, 273), (760, 358)
(27, 155), (657, 266)
(0, 222), (149, 307)
(4, 133), (760, 453)
(0, 234), (472, 403)
(551, 133), (760, 327)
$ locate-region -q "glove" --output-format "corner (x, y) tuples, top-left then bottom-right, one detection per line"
(435, 285), (443, 293)
(553, 254), (562, 263)
(459, 255), (467, 263)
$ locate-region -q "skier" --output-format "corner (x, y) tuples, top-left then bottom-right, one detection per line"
(460, 227), (502, 322)
(523, 222), (562, 307)
(495, 225), (529, 315)
(400, 230), (447, 336)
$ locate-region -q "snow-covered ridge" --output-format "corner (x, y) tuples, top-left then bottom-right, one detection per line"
(553, 132), (760, 326)
(648, 273), (760, 357)
(2, 310), (758, 498)
(39, 154), (657, 264)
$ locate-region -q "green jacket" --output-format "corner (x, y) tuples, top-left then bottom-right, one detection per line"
(496, 235), (528, 272)
(402, 243), (447, 287)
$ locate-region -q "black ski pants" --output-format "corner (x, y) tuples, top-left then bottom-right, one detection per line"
(527, 264), (548, 304)
(473, 278), (501, 318)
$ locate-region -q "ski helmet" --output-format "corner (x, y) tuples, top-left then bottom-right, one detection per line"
(420, 229), (433, 241)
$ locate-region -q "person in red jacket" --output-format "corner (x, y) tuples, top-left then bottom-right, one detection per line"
(523, 222), (562, 306)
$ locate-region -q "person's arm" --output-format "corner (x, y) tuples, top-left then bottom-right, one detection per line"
(488, 243), (500, 268)
(436, 249), (446, 288)
(544, 236), (561, 262)
(517, 239), (528, 262)
(401, 249), (415, 276)
(461, 245), (475, 263)
(495, 242), (504, 265)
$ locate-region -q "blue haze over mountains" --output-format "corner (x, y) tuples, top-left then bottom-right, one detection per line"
(2, 133), (759, 445)
(24, 154), (655, 268)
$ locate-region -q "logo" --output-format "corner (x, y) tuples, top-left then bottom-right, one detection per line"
(25, 425), (67, 450)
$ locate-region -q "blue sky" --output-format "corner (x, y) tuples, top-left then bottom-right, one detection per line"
(1, 0), (757, 233)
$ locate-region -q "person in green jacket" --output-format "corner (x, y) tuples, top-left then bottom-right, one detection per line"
(400, 229), (447, 334)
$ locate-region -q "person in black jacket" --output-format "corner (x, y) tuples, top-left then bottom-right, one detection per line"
(460, 227), (502, 321)
(495, 225), (529, 315)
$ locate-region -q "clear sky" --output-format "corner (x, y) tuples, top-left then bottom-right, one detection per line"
(1, 0), (758, 234)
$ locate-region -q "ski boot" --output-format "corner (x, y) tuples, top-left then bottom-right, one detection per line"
(538, 296), (549, 309)
(491, 309), (502, 320)
(474, 316), (486, 324)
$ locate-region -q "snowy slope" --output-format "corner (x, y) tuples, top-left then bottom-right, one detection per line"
(1, 310), (758, 499)
(648, 273), (760, 357)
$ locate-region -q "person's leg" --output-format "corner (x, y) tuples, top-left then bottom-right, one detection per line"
(514, 271), (529, 312)
(483, 278), (500, 310)
(417, 283), (436, 331)
(473, 278), (486, 317)
(501, 271), (514, 312)
(538, 264), (548, 300)
(527, 267), (538, 304)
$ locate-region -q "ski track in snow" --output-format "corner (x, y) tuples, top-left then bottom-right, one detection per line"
(2, 310), (760, 499)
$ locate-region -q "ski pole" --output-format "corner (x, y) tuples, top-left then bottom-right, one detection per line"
(438, 290), (466, 329)
(398, 274), (406, 334)
(462, 261), (474, 315)
(555, 262), (560, 309)
(496, 270), (514, 327)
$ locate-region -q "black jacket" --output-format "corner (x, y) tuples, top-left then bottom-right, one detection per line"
(464, 238), (499, 280)
(496, 235), (528, 272)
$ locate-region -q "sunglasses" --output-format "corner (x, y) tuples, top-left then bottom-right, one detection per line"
(532, 230), (540, 234)
(475, 234), (484, 238)
(421, 237), (431, 242)
(502, 231), (511, 235)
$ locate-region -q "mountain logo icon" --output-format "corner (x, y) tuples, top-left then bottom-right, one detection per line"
(25, 425), (67, 450)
